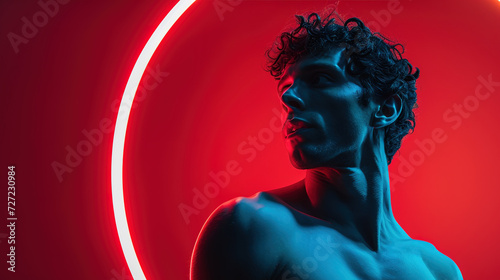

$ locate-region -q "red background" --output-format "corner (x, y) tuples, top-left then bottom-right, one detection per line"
(1, 0), (500, 279)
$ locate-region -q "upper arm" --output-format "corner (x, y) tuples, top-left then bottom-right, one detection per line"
(190, 196), (282, 280)
(190, 201), (244, 280)
(422, 243), (463, 280)
(433, 257), (463, 280)
(436, 256), (463, 280)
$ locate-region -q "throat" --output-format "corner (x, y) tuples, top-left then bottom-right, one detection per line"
(304, 167), (398, 251)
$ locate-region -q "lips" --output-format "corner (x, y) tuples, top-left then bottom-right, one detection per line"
(284, 118), (313, 138)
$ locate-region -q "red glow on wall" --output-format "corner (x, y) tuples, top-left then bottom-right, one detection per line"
(1, 0), (500, 279)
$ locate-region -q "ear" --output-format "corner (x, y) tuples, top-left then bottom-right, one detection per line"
(371, 94), (402, 128)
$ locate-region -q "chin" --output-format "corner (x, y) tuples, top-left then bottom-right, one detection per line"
(290, 160), (308, 170)
(288, 150), (318, 170)
(287, 143), (341, 169)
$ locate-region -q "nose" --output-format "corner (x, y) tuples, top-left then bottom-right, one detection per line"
(281, 86), (305, 112)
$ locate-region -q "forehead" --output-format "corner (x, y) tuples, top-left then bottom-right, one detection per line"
(279, 47), (348, 82)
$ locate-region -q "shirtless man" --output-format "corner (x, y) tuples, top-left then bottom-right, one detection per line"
(190, 11), (463, 280)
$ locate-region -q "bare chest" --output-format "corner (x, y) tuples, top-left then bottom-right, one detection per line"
(271, 229), (437, 280)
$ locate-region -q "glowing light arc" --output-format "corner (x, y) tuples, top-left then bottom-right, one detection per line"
(111, 1), (196, 279)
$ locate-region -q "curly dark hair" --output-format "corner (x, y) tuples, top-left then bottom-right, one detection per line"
(265, 10), (419, 164)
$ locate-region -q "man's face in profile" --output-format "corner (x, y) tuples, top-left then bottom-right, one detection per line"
(278, 47), (377, 169)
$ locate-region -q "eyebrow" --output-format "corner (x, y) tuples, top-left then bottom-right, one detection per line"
(277, 62), (344, 93)
(300, 62), (343, 74)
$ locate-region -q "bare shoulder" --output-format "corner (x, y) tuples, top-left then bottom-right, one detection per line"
(199, 191), (294, 237)
(413, 240), (463, 280)
(190, 192), (291, 280)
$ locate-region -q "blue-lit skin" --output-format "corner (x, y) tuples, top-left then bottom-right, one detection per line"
(190, 48), (463, 280)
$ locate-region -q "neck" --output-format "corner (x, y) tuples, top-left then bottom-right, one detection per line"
(304, 133), (406, 251)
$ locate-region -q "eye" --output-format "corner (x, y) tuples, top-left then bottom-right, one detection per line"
(309, 72), (333, 86)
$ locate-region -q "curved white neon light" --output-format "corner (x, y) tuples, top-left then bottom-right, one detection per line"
(111, 1), (196, 279)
